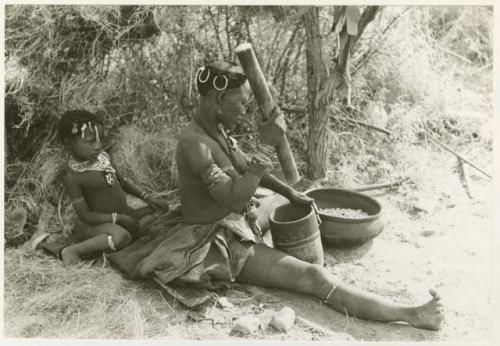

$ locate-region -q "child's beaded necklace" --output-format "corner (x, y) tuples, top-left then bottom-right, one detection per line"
(68, 121), (116, 186)
(68, 153), (116, 186)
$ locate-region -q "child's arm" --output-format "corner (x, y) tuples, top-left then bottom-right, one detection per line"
(115, 171), (146, 199)
(115, 170), (169, 211)
(108, 154), (168, 211)
(107, 154), (147, 198)
(64, 171), (139, 231)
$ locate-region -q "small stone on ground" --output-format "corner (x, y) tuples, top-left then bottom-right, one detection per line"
(231, 315), (261, 336)
(270, 307), (296, 332)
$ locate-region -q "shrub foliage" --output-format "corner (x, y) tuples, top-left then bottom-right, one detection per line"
(4, 5), (493, 245)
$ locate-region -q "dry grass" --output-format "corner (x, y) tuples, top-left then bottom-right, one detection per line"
(4, 145), (74, 244)
(4, 246), (189, 339)
(110, 125), (179, 195)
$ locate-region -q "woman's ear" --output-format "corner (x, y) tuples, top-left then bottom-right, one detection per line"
(215, 90), (226, 107)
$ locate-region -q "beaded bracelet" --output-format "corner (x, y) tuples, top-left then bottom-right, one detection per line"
(140, 192), (151, 200)
(112, 212), (117, 224)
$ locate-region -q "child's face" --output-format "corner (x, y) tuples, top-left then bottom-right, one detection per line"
(67, 125), (103, 162)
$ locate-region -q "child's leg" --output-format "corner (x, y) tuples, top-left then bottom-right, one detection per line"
(237, 243), (444, 330)
(62, 222), (131, 265)
(130, 207), (156, 239)
(138, 214), (156, 233)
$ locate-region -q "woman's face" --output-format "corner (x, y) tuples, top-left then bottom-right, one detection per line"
(218, 82), (252, 129)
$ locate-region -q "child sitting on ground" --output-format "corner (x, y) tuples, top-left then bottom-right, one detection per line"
(56, 109), (169, 265)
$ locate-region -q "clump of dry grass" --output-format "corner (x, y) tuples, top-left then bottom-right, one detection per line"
(5, 5), (164, 162)
(4, 246), (187, 338)
(110, 125), (179, 195)
(5, 145), (74, 245)
(5, 146), (65, 210)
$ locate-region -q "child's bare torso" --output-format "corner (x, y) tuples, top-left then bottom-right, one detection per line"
(70, 169), (131, 214)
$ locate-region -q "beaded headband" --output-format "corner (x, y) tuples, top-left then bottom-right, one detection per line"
(195, 64), (247, 95)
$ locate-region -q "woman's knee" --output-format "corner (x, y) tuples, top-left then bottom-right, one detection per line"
(304, 264), (326, 281)
(304, 264), (333, 297)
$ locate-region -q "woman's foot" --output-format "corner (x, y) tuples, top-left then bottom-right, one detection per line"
(60, 245), (82, 266)
(409, 289), (444, 330)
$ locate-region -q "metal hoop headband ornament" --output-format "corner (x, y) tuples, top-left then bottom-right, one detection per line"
(197, 66), (210, 83)
(196, 64), (246, 95)
(213, 75), (228, 91)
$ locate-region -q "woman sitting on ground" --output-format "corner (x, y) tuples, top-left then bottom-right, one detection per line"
(110, 61), (444, 331)
(168, 61), (445, 330)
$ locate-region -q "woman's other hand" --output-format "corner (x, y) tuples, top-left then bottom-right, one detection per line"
(258, 106), (287, 147)
(248, 154), (272, 176)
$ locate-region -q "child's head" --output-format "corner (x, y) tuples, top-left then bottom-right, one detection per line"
(58, 109), (103, 162)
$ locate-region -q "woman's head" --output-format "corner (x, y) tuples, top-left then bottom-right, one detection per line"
(196, 61), (252, 129)
(196, 61), (247, 96)
(58, 109), (103, 162)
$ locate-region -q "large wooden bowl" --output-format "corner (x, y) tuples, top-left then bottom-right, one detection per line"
(306, 188), (384, 248)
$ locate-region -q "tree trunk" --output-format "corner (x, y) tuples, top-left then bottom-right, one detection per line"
(303, 7), (330, 179)
(302, 6), (380, 179)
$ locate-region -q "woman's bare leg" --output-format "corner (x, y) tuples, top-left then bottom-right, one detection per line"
(237, 243), (444, 330)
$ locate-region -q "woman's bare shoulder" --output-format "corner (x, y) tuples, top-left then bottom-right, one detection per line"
(177, 130), (214, 172)
(178, 127), (210, 152)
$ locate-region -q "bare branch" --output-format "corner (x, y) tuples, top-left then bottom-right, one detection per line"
(273, 22), (301, 84)
(207, 6), (225, 60)
(224, 6), (232, 61)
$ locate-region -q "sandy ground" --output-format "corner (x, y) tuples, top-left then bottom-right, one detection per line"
(175, 178), (491, 341)
(158, 147), (493, 341)
(3, 147), (492, 341)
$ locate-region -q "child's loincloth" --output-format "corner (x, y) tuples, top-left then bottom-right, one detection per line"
(72, 206), (155, 241)
(106, 206), (258, 290)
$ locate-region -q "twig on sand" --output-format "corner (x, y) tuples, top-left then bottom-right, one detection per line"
(422, 130), (491, 180)
(345, 118), (392, 136)
(344, 105), (392, 136)
(353, 179), (407, 192)
(457, 158), (474, 199)
(334, 105), (392, 136)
